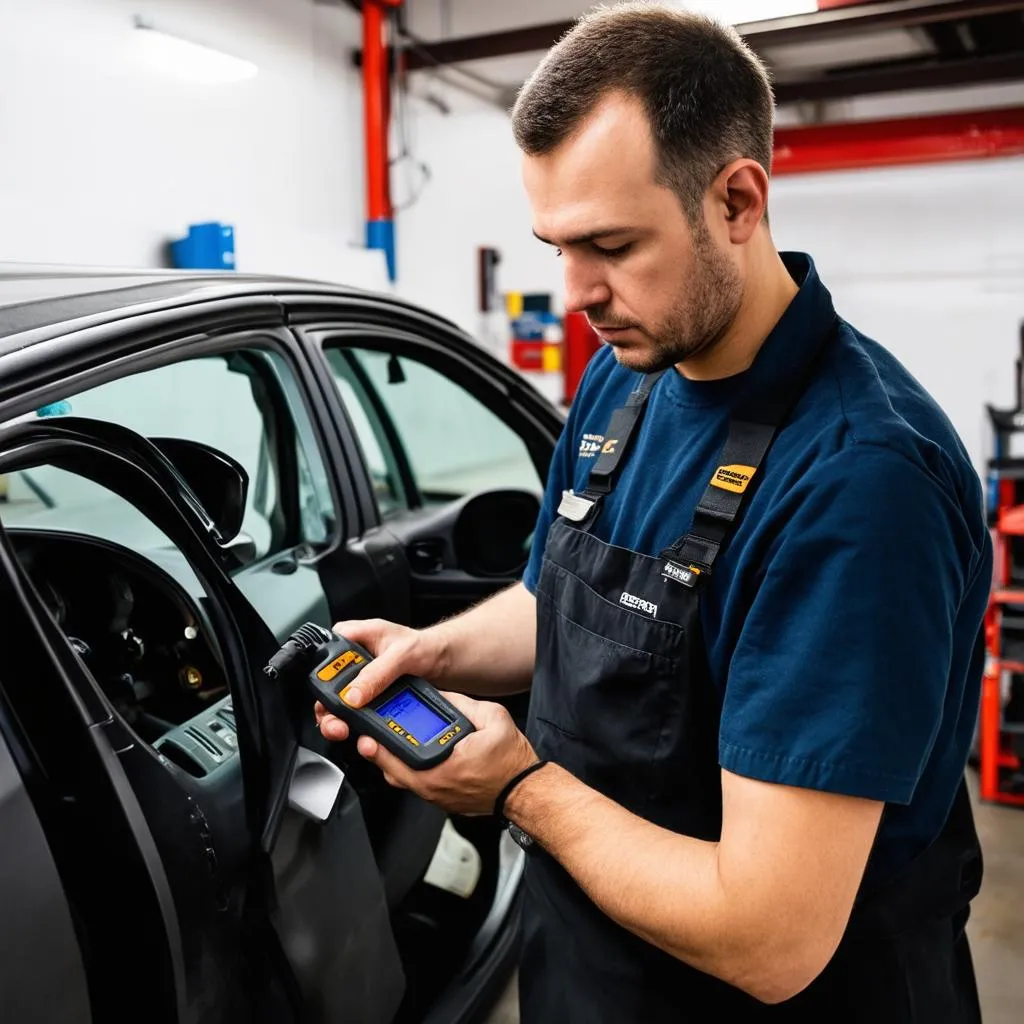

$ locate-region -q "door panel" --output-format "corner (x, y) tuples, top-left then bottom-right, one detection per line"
(0, 729), (92, 1024)
(235, 552), (330, 643)
(382, 493), (539, 629)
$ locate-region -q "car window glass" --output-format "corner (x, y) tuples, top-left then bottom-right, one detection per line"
(324, 347), (541, 512)
(328, 367), (405, 517)
(1, 467), (175, 552)
(0, 347), (334, 561)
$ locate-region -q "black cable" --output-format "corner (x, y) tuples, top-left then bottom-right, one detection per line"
(388, 8), (433, 212)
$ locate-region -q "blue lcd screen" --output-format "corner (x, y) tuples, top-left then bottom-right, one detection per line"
(376, 689), (449, 743)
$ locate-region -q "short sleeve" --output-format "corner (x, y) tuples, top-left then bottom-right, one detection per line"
(719, 443), (980, 805)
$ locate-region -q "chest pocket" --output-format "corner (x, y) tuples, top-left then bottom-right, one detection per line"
(529, 533), (719, 831)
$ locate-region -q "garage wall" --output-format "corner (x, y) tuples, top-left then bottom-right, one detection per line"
(771, 155), (1024, 475)
(0, 0), (388, 289)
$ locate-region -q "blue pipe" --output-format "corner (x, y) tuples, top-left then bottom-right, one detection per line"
(367, 219), (396, 283)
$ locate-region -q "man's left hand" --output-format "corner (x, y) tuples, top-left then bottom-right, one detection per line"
(352, 691), (539, 816)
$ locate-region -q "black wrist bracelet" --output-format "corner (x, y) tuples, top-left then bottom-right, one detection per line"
(494, 759), (550, 818)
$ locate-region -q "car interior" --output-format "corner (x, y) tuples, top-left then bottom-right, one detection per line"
(0, 408), (541, 1023)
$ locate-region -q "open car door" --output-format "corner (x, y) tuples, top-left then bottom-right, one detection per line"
(0, 415), (405, 1024)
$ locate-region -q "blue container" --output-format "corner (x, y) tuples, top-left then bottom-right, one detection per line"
(170, 222), (236, 271)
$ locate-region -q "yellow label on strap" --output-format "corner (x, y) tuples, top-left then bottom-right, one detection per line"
(710, 464), (757, 494)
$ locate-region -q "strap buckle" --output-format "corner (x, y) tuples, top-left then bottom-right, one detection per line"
(557, 490), (597, 523)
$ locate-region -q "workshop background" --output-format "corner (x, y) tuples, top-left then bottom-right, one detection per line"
(1, 1), (1022, 1021)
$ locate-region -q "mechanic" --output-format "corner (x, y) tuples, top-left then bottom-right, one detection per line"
(317, 5), (990, 1021)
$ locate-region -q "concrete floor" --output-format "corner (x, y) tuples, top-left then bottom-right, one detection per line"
(486, 770), (1024, 1023)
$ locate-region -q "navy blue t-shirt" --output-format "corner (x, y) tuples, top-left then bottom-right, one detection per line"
(524, 253), (991, 883)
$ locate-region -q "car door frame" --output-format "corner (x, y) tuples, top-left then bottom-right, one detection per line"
(287, 308), (564, 631)
(0, 304), (386, 631)
(287, 300), (564, 529)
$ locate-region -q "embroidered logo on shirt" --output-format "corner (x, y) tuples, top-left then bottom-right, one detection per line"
(711, 464), (757, 494)
(620, 591), (658, 618)
(578, 433), (604, 459)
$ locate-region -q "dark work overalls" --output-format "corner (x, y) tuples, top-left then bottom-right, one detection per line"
(521, 331), (983, 1022)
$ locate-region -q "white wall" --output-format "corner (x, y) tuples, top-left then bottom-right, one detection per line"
(394, 97), (551, 334)
(770, 157), (1024, 473)
(0, 0), (388, 289)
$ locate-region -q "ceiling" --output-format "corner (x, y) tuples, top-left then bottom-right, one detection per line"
(353, 0), (1024, 112)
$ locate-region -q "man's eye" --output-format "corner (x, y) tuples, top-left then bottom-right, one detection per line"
(594, 243), (632, 258)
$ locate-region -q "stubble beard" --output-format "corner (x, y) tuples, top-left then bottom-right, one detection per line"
(607, 226), (744, 375)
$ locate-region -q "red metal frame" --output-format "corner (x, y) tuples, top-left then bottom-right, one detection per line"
(817, 0), (884, 8)
(980, 477), (1024, 806)
(773, 108), (1024, 175)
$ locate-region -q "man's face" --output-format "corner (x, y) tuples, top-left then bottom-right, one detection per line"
(523, 92), (743, 374)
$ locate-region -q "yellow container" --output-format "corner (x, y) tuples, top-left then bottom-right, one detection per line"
(542, 342), (562, 373)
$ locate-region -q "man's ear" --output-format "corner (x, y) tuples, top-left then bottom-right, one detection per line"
(708, 159), (769, 244)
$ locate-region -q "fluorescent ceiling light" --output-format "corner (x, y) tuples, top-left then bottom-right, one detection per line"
(133, 17), (258, 85)
(677, 1), (818, 24)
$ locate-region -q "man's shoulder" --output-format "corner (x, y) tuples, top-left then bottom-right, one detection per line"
(816, 321), (976, 487)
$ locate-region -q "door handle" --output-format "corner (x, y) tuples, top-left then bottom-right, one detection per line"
(408, 539), (445, 574)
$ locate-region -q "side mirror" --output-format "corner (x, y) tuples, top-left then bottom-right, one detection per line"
(149, 437), (249, 542)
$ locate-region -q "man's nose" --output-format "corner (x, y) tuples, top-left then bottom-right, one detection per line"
(562, 256), (612, 315)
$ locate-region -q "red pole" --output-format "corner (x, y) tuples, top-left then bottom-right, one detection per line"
(363, 1), (400, 279)
(363, 0), (390, 223)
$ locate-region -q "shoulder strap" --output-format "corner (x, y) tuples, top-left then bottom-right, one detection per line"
(557, 370), (665, 528)
(661, 318), (839, 586)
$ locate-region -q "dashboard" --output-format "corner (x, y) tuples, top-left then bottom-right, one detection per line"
(10, 530), (232, 750)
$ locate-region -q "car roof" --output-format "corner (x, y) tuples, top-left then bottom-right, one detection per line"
(0, 263), (450, 351)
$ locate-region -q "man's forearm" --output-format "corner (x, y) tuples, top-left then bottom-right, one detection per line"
(503, 764), (829, 1003)
(503, 765), (736, 976)
(426, 582), (537, 696)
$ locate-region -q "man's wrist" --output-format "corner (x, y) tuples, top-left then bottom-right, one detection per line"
(502, 760), (557, 825)
(421, 622), (454, 685)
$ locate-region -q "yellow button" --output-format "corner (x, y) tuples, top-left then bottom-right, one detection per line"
(437, 724), (462, 746)
(317, 650), (359, 682)
(405, 734), (420, 746)
(318, 659), (343, 682)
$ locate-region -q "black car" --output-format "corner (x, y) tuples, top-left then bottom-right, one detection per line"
(0, 267), (563, 1024)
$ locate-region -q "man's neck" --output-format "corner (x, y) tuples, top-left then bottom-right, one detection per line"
(676, 249), (799, 382)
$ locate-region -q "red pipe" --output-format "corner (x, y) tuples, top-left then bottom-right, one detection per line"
(363, 0), (391, 223)
(773, 108), (1024, 175)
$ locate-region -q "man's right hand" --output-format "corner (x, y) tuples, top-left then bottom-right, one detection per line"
(314, 618), (446, 743)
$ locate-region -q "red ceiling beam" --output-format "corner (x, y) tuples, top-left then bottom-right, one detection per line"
(773, 107), (1024, 174)
(816, 0), (886, 9)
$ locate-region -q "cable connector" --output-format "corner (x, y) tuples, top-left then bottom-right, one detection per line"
(263, 622), (335, 680)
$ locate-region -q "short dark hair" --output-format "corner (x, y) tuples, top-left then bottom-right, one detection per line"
(511, 3), (775, 219)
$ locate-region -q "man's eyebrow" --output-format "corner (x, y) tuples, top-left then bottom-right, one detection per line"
(532, 227), (635, 246)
